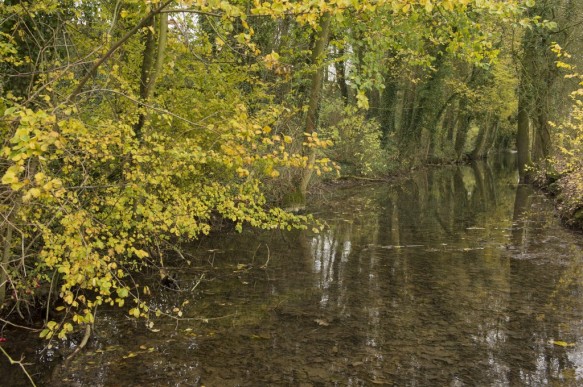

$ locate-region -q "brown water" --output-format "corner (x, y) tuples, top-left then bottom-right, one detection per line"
(2, 155), (583, 386)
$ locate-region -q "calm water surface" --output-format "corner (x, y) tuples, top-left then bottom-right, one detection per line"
(2, 156), (583, 386)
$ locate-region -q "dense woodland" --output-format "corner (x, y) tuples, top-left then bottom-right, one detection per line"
(0, 0), (582, 355)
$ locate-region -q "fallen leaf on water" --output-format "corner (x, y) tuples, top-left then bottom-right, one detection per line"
(250, 334), (270, 340)
(549, 340), (576, 347)
(314, 319), (330, 326)
(370, 378), (391, 385)
(236, 263), (246, 270)
(122, 352), (138, 359)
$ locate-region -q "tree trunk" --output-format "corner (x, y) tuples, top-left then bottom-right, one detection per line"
(380, 76), (397, 147)
(532, 95), (552, 162)
(516, 92), (531, 183)
(406, 47), (449, 144)
(484, 119), (499, 154)
(398, 81), (417, 143)
(299, 13), (331, 195)
(366, 88), (381, 119)
(445, 101), (458, 142)
(335, 47), (349, 105)
(134, 12), (168, 140)
(0, 224), (13, 308)
(470, 115), (491, 160)
(454, 110), (471, 160)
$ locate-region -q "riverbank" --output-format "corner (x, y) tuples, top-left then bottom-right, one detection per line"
(534, 166), (583, 232)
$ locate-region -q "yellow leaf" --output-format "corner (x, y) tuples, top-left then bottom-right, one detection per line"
(34, 172), (46, 183)
(28, 187), (41, 198)
(2, 165), (21, 185)
(134, 249), (149, 259)
(425, 2), (433, 13)
(356, 90), (369, 110)
(549, 340), (575, 347)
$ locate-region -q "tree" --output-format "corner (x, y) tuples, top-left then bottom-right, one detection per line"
(515, 0), (581, 182)
(0, 0), (319, 341)
(0, 0), (524, 348)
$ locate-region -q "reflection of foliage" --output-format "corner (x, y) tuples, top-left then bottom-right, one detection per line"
(548, 246), (583, 315)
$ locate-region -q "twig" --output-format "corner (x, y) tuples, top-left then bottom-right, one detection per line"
(251, 244), (261, 264)
(338, 175), (391, 182)
(0, 317), (40, 332)
(75, 88), (214, 133)
(190, 274), (205, 292)
(153, 309), (237, 323)
(0, 345), (37, 387)
(45, 269), (59, 324)
(65, 324), (91, 362)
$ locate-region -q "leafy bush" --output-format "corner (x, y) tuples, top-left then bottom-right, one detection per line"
(320, 102), (391, 177)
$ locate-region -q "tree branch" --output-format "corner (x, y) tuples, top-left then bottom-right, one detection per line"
(0, 345), (37, 387)
(68, 0), (174, 102)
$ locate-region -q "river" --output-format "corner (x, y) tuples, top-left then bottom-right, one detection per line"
(2, 154), (583, 385)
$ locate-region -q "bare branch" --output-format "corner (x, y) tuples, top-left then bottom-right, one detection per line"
(0, 346), (37, 387)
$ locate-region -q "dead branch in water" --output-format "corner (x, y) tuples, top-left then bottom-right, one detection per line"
(0, 345), (37, 386)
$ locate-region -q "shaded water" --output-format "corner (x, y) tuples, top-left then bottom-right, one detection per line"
(2, 155), (583, 386)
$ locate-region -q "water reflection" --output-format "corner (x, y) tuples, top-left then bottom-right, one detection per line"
(304, 156), (583, 385)
(2, 155), (583, 386)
